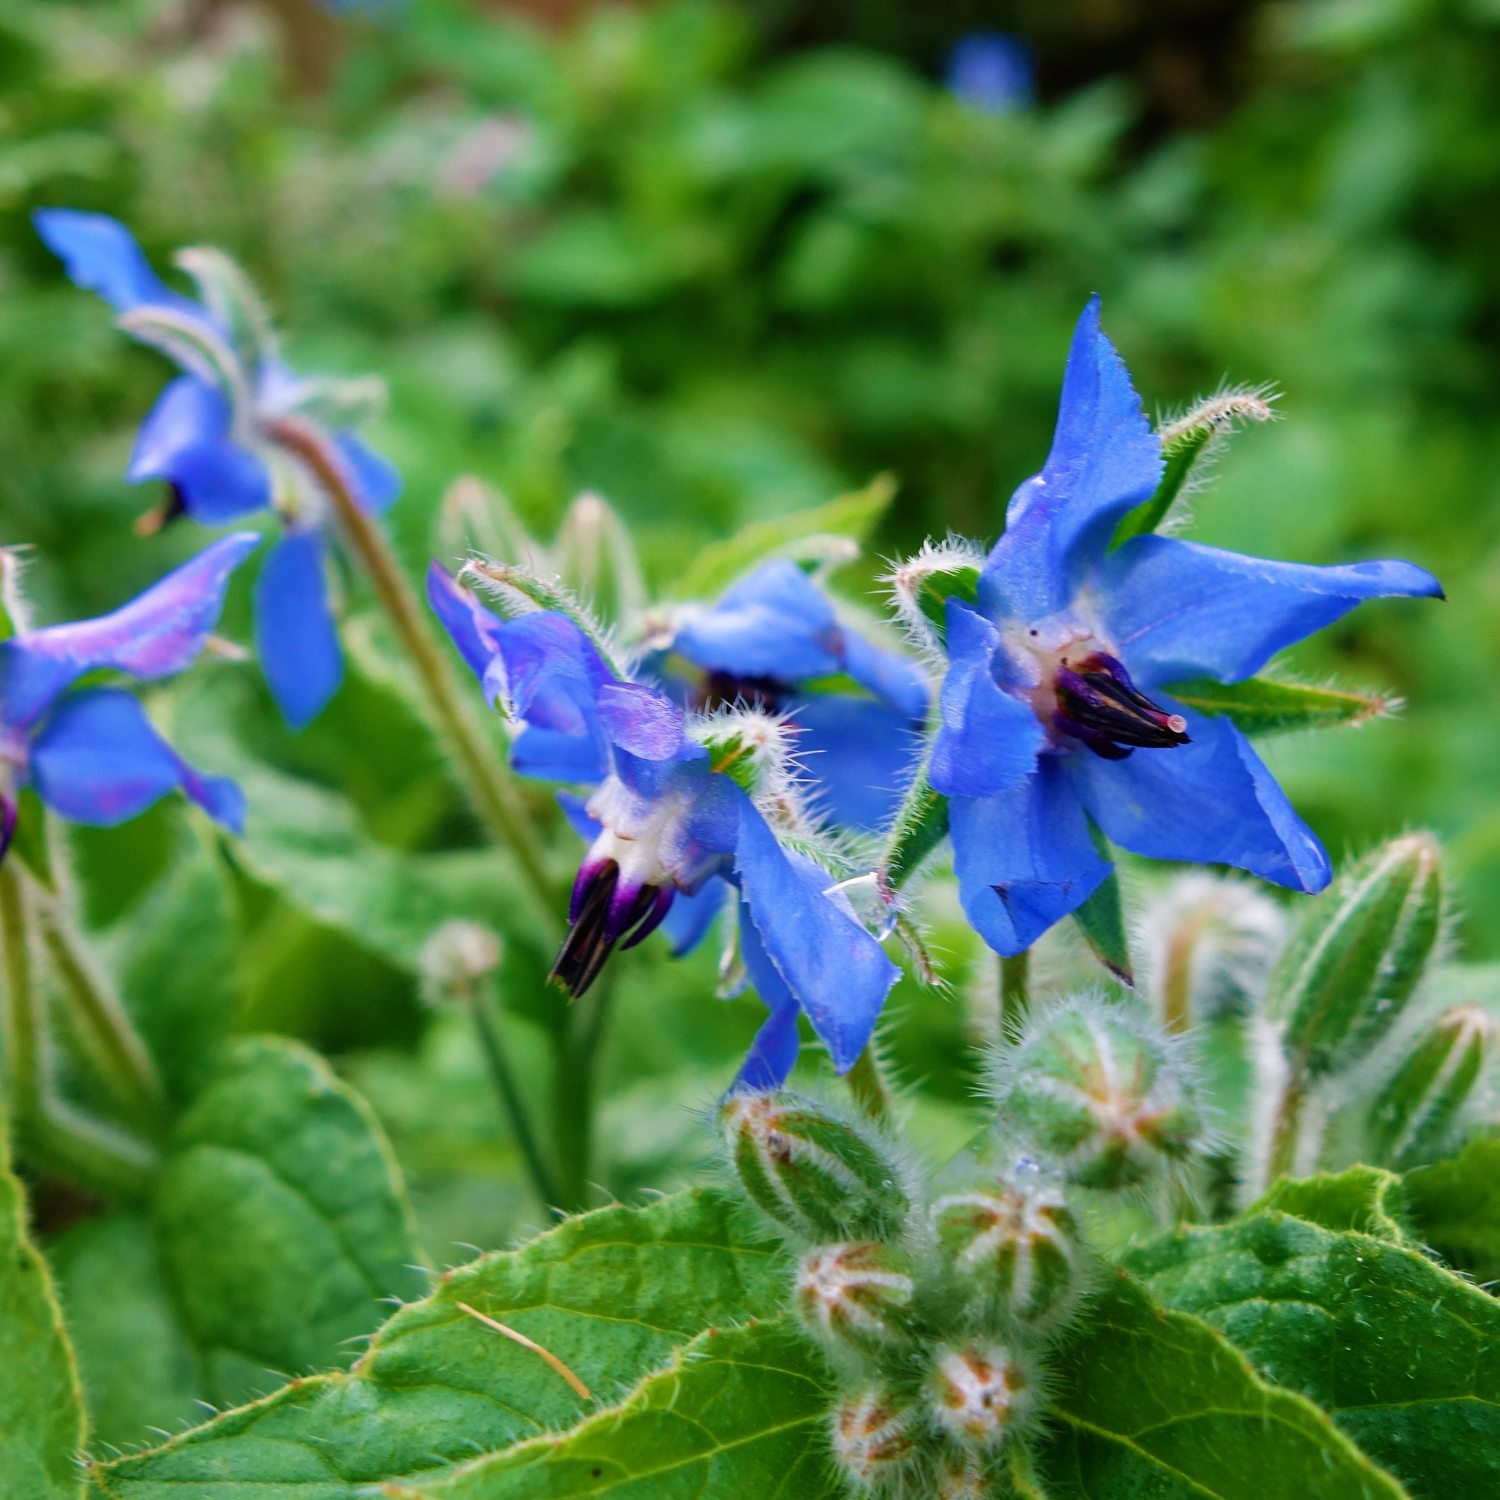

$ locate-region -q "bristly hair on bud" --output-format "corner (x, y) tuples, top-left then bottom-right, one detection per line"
(830, 1387), (921, 1493)
(883, 536), (986, 667)
(923, 1339), (1040, 1454)
(687, 703), (813, 832)
(1137, 874), (1287, 1034)
(794, 1241), (917, 1357)
(1149, 384), (1277, 535)
(0, 546), (33, 640)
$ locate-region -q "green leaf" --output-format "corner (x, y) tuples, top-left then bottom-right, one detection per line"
(1126, 1202), (1500, 1496)
(91, 1189), (785, 1498)
(1073, 817), (1132, 985)
(1404, 1135), (1500, 1285)
(1035, 1272), (1410, 1500)
(385, 1319), (839, 1500)
(1, 1121), (86, 1499)
(668, 473), (896, 600)
(152, 1036), (427, 1407)
(47, 1213), (199, 1454)
(1250, 1165), (1408, 1241)
(1161, 676), (1393, 735)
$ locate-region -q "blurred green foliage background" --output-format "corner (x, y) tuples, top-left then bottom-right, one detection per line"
(7, 0), (1500, 1259)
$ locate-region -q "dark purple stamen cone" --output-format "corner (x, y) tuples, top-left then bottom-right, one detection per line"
(1054, 652), (1189, 759)
(551, 860), (667, 997)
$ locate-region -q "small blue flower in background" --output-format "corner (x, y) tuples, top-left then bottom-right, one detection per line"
(926, 298), (1442, 957)
(653, 558), (931, 834)
(429, 563), (901, 1090)
(0, 532), (259, 857)
(946, 32), (1035, 115)
(33, 209), (402, 731)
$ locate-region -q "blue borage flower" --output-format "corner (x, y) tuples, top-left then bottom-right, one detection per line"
(902, 299), (1442, 957)
(946, 31), (1035, 115)
(428, 562), (901, 1090)
(33, 209), (402, 731)
(652, 558), (931, 834)
(0, 533), (258, 858)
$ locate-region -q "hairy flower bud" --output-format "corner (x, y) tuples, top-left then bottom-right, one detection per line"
(1268, 834), (1443, 1077)
(998, 999), (1202, 1190)
(935, 1456), (991, 1500)
(722, 1092), (910, 1242)
(924, 1341), (1036, 1452)
(1367, 1005), (1495, 1169)
(930, 1171), (1082, 1326)
(831, 1387), (919, 1491)
(418, 920), (503, 1008)
(794, 1241), (915, 1352)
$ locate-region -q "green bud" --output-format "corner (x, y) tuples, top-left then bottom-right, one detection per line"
(830, 1387), (919, 1492)
(998, 999), (1202, 1190)
(1269, 834), (1443, 1076)
(794, 1241), (915, 1353)
(924, 1340), (1038, 1453)
(1367, 1004), (1494, 1169)
(935, 1456), (992, 1500)
(721, 1093), (910, 1242)
(930, 1171), (1083, 1327)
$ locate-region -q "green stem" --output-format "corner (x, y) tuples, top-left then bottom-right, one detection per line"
(1266, 1067), (1306, 1187)
(1000, 950), (1030, 1044)
(846, 1044), (891, 1123)
(550, 968), (615, 1214)
(470, 988), (561, 1212)
(0, 862), (40, 1126)
(265, 416), (561, 928)
(33, 890), (163, 1136)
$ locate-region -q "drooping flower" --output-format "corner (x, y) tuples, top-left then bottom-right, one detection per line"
(916, 299), (1441, 957)
(428, 562), (901, 1089)
(651, 558), (931, 833)
(0, 532), (259, 856)
(33, 209), (402, 730)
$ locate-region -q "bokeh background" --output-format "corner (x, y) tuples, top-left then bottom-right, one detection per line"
(8, 0), (1500, 1259)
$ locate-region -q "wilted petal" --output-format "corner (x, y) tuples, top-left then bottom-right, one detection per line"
(734, 800), (899, 1073)
(33, 209), (202, 317)
(1069, 706), (1331, 894)
(254, 529), (343, 730)
(129, 376), (270, 523)
(0, 532), (260, 729)
(949, 760), (1112, 956)
(1098, 535), (1444, 688)
(791, 695), (922, 833)
(30, 688), (242, 831)
(334, 432), (402, 515)
(733, 903), (805, 1091)
(929, 599), (1042, 799)
(982, 298), (1162, 620)
(427, 561), (503, 683)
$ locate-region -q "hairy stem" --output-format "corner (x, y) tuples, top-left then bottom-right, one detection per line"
(0, 862), (40, 1126)
(550, 967), (616, 1214)
(470, 988), (561, 1212)
(1001, 950), (1030, 1043)
(846, 1044), (892, 1122)
(1161, 909), (1211, 1035)
(1266, 1068), (1306, 1187)
(264, 416), (560, 926)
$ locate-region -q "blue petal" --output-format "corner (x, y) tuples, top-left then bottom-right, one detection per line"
(841, 629), (930, 722)
(791, 694), (922, 833)
(597, 682), (688, 760)
(1097, 535), (1445, 688)
(980, 299), (1163, 620)
(734, 800), (899, 1073)
(512, 728), (606, 785)
(556, 789), (601, 843)
(929, 599), (1043, 799)
(673, 559), (843, 681)
(29, 688), (242, 831)
(495, 611), (614, 736)
(427, 562), (503, 683)
(335, 432), (402, 515)
(732, 902), (804, 1092)
(661, 876), (727, 957)
(254, 530), (343, 730)
(949, 759), (1112, 955)
(1068, 706), (1331, 893)
(33, 209), (201, 316)
(129, 377), (271, 524)
(0, 532), (260, 730)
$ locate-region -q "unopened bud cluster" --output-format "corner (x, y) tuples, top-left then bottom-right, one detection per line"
(722, 1090), (1078, 1496)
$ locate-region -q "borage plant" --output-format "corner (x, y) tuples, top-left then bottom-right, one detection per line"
(7, 235), (1498, 1500)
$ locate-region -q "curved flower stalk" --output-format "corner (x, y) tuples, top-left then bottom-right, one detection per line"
(0, 533), (258, 856)
(428, 562), (901, 1090)
(895, 299), (1441, 959)
(34, 209), (400, 730)
(648, 557), (931, 834)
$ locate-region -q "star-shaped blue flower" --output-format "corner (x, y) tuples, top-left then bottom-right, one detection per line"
(928, 299), (1443, 956)
(0, 533), (259, 858)
(659, 558), (930, 833)
(429, 563), (901, 1090)
(33, 209), (402, 730)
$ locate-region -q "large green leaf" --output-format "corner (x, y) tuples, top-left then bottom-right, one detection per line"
(152, 1036), (427, 1407)
(1, 1122), (86, 1500)
(1251, 1165), (1408, 1241)
(1036, 1273), (1409, 1500)
(387, 1319), (839, 1500)
(1126, 1199), (1500, 1496)
(1404, 1135), (1500, 1284)
(90, 1189), (784, 1498)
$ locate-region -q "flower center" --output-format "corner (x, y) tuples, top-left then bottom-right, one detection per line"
(1012, 618), (1188, 761)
